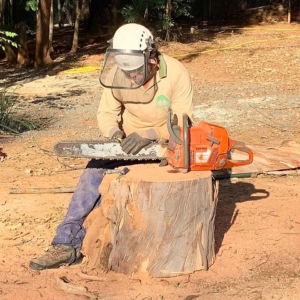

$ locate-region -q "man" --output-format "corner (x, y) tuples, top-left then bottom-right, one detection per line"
(29, 23), (194, 270)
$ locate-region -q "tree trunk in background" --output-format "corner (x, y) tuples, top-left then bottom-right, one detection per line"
(64, 0), (74, 26)
(165, 0), (171, 41)
(4, 41), (17, 65)
(49, 0), (54, 54)
(287, 0), (291, 23)
(16, 22), (29, 65)
(70, 0), (81, 53)
(8, 0), (12, 23)
(81, 0), (89, 23)
(34, 0), (52, 68)
(0, 0), (7, 25)
(57, 0), (62, 28)
(111, 0), (119, 27)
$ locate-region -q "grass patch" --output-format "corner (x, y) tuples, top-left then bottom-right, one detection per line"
(0, 88), (46, 134)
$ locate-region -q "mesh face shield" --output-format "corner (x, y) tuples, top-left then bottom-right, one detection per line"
(99, 48), (151, 89)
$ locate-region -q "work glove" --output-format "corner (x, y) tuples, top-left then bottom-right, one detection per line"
(120, 132), (152, 155)
(111, 130), (125, 142)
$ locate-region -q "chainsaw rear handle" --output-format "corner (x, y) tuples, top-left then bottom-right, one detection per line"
(225, 139), (254, 168)
(167, 109), (189, 172)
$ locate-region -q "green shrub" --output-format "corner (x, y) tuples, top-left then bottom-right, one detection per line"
(0, 88), (41, 134)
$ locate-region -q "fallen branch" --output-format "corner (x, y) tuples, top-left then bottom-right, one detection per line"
(0, 135), (14, 138)
(9, 187), (76, 194)
(77, 272), (107, 282)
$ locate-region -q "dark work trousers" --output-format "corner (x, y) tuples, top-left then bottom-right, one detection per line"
(51, 159), (158, 249)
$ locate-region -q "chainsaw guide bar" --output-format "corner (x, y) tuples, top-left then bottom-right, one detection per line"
(54, 140), (168, 160)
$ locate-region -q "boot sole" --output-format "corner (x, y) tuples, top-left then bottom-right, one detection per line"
(29, 254), (83, 270)
(29, 260), (67, 270)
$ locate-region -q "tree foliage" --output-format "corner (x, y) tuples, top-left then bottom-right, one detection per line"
(120, 0), (165, 24)
(0, 31), (18, 50)
(120, 0), (195, 40)
(25, 0), (39, 11)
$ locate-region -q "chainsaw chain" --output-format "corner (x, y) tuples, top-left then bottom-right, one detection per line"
(54, 140), (161, 160)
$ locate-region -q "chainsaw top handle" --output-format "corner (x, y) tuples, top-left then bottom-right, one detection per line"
(167, 109), (190, 172)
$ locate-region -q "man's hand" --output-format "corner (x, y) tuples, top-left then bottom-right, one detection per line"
(111, 130), (125, 142)
(120, 132), (152, 155)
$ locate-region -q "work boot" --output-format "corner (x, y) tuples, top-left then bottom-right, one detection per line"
(29, 244), (82, 270)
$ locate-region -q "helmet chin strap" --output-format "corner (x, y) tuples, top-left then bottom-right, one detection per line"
(143, 58), (159, 86)
(148, 57), (158, 65)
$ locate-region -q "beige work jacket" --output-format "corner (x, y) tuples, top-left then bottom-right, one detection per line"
(97, 54), (194, 142)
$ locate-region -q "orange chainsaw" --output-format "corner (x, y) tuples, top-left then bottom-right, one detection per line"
(166, 111), (253, 172)
(54, 110), (253, 172)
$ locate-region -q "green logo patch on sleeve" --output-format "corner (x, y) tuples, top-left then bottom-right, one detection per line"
(156, 95), (170, 108)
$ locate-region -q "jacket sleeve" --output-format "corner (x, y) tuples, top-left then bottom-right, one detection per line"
(97, 87), (123, 138)
(171, 70), (194, 125)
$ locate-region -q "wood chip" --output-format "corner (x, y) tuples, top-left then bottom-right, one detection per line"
(54, 276), (98, 300)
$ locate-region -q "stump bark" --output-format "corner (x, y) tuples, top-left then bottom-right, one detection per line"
(82, 164), (218, 278)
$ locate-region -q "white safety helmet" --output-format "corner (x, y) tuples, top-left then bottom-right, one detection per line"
(99, 23), (156, 89)
(113, 23), (154, 71)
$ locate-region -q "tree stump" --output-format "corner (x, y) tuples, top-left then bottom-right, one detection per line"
(82, 163), (219, 278)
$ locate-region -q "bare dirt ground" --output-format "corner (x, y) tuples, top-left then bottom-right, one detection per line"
(1, 23), (300, 299)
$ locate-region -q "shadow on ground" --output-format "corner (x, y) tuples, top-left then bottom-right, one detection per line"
(215, 179), (270, 254)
